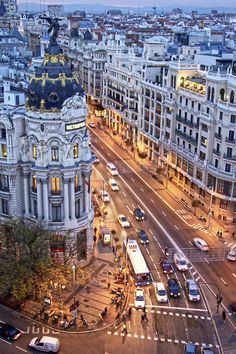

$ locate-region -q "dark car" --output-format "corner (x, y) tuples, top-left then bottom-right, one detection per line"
(184, 342), (197, 353)
(160, 258), (174, 274)
(230, 302), (236, 314)
(133, 207), (145, 221)
(167, 278), (181, 298)
(137, 229), (149, 244)
(0, 322), (21, 340)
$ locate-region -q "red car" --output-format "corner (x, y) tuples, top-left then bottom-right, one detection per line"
(160, 258), (174, 274)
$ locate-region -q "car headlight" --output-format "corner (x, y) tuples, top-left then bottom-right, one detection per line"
(170, 292), (173, 295)
(178, 292), (180, 296)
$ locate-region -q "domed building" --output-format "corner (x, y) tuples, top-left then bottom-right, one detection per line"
(0, 26), (95, 265)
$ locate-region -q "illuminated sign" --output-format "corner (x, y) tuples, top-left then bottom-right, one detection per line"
(65, 121), (85, 131)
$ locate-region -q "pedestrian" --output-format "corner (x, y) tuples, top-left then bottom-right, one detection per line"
(143, 312), (148, 322)
(122, 311), (126, 322)
(112, 245), (115, 253)
(121, 322), (127, 335)
(104, 307), (108, 315)
(94, 226), (97, 236)
(80, 314), (84, 322)
(127, 307), (132, 318)
(222, 310), (226, 323)
(141, 314), (145, 323)
(219, 230), (223, 238)
(115, 312), (121, 321)
(142, 306), (146, 313)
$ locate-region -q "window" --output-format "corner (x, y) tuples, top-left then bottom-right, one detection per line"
(51, 146), (59, 161)
(52, 204), (61, 222)
(198, 103), (201, 111)
(191, 101), (194, 109)
(51, 177), (60, 195)
(179, 96), (182, 104)
(206, 107), (210, 114)
(1, 129), (6, 139)
(220, 200), (228, 210)
(185, 98), (188, 106)
(219, 111), (223, 120)
(0, 174), (9, 192)
(1, 144), (7, 158)
(230, 90), (235, 104)
(229, 130), (235, 142)
(220, 88), (225, 101)
(215, 159), (218, 168)
(196, 169), (202, 181)
(225, 163), (231, 173)
(227, 147), (232, 158)
(230, 115), (236, 123)
(1, 199), (8, 214)
(75, 200), (80, 218)
(75, 175), (80, 192)
(32, 144), (37, 159)
(73, 144), (78, 159)
(32, 175), (37, 192)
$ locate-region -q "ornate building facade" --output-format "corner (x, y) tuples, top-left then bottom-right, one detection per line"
(0, 33), (94, 265)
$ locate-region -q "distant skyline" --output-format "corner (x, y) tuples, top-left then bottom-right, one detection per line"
(17, 0), (236, 8)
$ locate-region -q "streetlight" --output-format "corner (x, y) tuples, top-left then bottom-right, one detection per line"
(72, 264), (76, 287)
(207, 185), (214, 229)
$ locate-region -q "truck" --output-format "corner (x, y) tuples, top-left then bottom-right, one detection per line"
(99, 224), (111, 245)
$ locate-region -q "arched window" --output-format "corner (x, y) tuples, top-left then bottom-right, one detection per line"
(230, 90), (235, 104)
(211, 87), (215, 102)
(219, 88), (225, 101)
(180, 76), (184, 88)
(207, 86), (211, 101)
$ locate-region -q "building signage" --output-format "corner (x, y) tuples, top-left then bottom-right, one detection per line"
(65, 121), (85, 131)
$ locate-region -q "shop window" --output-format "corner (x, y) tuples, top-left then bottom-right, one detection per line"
(51, 177), (60, 195)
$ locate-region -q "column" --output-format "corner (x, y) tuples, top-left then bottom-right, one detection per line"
(64, 179), (69, 222)
(23, 174), (29, 216)
(43, 179), (49, 221)
(70, 178), (75, 220)
(37, 178), (42, 219)
(84, 174), (90, 214)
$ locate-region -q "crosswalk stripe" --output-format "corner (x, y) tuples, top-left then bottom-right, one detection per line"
(42, 327), (50, 334)
(32, 326), (40, 334)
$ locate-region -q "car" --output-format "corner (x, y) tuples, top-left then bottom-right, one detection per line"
(134, 288), (145, 308)
(117, 214), (130, 228)
(137, 229), (149, 244)
(29, 336), (60, 353)
(160, 258), (174, 274)
(108, 178), (119, 191)
(184, 342), (197, 354)
(133, 207), (145, 221)
(229, 302), (236, 313)
(167, 278), (181, 298)
(155, 282), (168, 303)
(185, 279), (200, 302)
(100, 190), (110, 203)
(0, 322), (21, 340)
(201, 346), (215, 354)
(88, 122), (96, 128)
(174, 251), (188, 271)
(193, 238), (209, 251)
(227, 249), (236, 261)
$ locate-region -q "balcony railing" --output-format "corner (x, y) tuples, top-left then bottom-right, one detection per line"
(51, 190), (61, 196)
(213, 149), (220, 156)
(214, 133), (222, 140)
(175, 129), (198, 146)
(225, 137), (236, 144)
(223, 153), (236, 161)
(0, 186), (9, 192)
(176, 115), (199, 128)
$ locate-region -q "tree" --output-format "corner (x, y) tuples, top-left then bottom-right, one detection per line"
(0, 219), (68, 302)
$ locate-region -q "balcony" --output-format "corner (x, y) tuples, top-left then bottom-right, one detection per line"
(51, 190), (61, 196)
(213, 149), (221, 156)
(0, 186), (9, 193)
(214, 133), (222, 140)
(175, 129), (198, 146)
(223, 153), (236, 161)
(225, 137), (236, 144)
(176, 115), (199, 128)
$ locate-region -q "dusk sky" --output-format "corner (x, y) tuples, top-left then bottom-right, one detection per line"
(17, 0), (236, 7)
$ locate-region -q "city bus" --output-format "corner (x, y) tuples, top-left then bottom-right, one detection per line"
(125, 239), (153, 286)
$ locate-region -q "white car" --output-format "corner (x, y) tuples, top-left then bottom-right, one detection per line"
(109, 178), (119, 191)
(193, 238), (209, 252)
(155, 282), (168, 303)
(134, 288), (145, 308)
(29, 336), (60, 353)
(100, 190), (110, 203)
(227, 249), (236, 261)
(117, 214), (130, 228)
(174, 252), (188, 271)
(88, 122), (96, 128)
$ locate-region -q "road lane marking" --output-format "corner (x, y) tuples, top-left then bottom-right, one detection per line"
(153, 236), (157, 242)
(0, 338), (11, 344)
(122, 192), (127, 197)
(151, 199), (154, 204)
(174, 225), (179, 230)
(131, 177), (134, 182)
(140, 188), (144, 192)
(204, 258), (209, 264)
(188, 240), (193, 246)
(233, 273), (236, 278)
(149, 229), (153, 235)
(16, 347), (28, 353)
(150, 255), (154, 262)
(220, 277), (228, 286)
(146, 248), (150, 254)
(162, 211), (166, 216)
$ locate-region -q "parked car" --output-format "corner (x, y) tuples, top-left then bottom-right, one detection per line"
(160, 258), (174, 274)
(29, 336), (60, 353)
(109, 178), (119, 191)
(88, 122), (96, 128)
(0, 322), (21, 340)
(167, 278), (181, 298)
(117, 214), (130, 228)
(184, 342), (197, 353)
(229, 302), (236, 314)
(185, 279), (200, 302)
(174, 251), (188, 271)
(100, 190), (110, 203)
(155, 282), (168, 303)
(133, 207), (145, 221)
(227, 249), (236, 261)
(137, 229), (149, 244)
(134, 288), (145, 308)
(201, 346), (215, 354)
(193, 238), (209, 251)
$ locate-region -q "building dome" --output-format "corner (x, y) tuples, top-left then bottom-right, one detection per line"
(26, 42), (83, 112)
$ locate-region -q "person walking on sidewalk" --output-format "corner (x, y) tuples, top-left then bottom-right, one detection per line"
(121, 321), (127, 335)
(127, 307), (132, 319)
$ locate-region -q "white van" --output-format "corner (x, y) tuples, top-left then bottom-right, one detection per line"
(174, 251), (188, 271)
(109, 178), (119, 191)
(155, 282), (168, 303)
(106, 163), (118, 176)
(29, 336), (60, 353)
